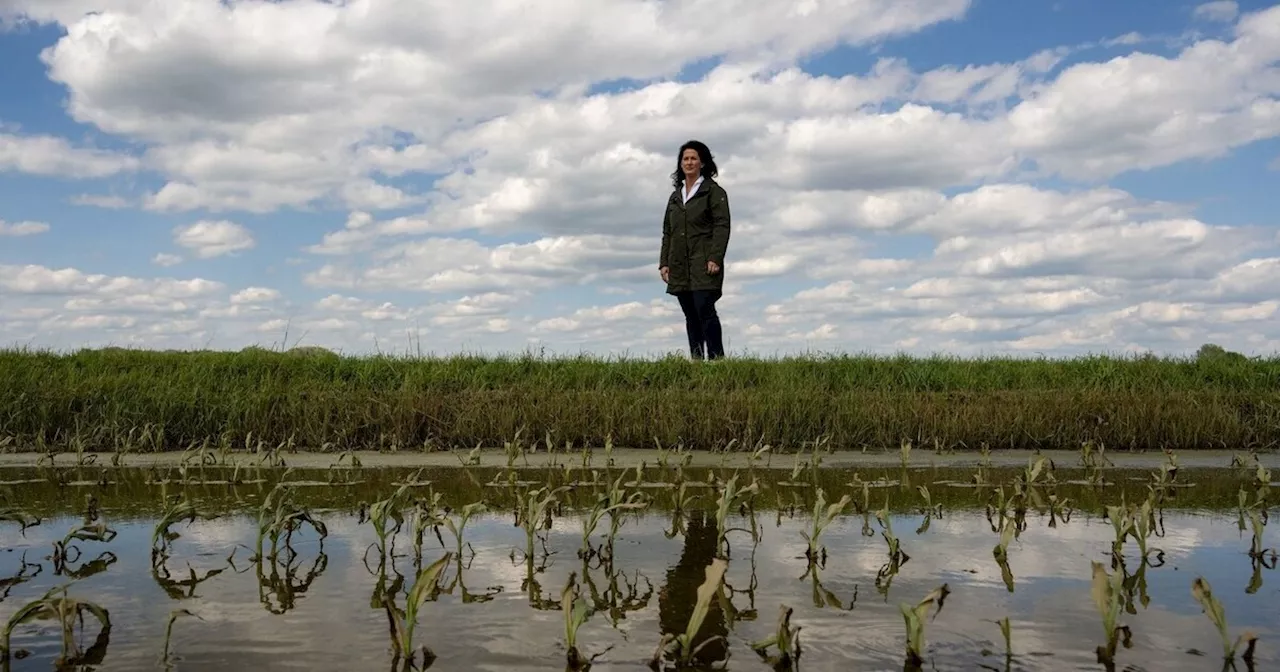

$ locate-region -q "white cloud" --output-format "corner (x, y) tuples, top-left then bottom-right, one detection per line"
(1194, 1), (1239, 22)
(230, 287), (279, 304)
(0, 264), (221, 297)
(0, 220), (49, 236)
(307, 211), (432, 256)
(173, 220), (255, 258)
(0, 131), (137, 178)
(2, 2), (1280, 356)
(70, 194), (131, 209)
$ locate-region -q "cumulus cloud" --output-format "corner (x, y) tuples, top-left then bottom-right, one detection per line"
(0, 220), (49, 236)
(0, 131), (137, 178)
(2, 1), (1280, 356)
(1194, 1), (1239, 22)
(173, 221), (255, 258)
(230, 287), (279, 304)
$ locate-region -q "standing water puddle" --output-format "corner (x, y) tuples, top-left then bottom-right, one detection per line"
(0, 460), (1276, 671)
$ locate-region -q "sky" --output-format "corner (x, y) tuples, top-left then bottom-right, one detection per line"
(1, 0), (1279, 359)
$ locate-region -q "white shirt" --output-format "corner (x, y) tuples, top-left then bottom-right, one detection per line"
(681, 175), (704, 204)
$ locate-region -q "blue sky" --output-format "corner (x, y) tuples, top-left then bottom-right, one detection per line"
(2, 0), (1279, 357)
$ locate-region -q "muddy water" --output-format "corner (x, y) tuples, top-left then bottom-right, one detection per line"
(0, 463), (1275, 671)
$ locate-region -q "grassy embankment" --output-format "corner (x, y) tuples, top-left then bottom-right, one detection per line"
(1, 346), (1279, 453)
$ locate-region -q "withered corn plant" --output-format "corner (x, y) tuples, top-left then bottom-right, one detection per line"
(1191, 577), (1258, 664)
(712, 473), (760, 558)
(252, 483), (328, 562)
(151, 498), (216, 564)
(650, 557), (728, 670)
(384, 552), (453, 670)
(750, 604), (801, 670)
(901, 584), (950, 669)
(1090, 561), (1133, 667)
(800, 488), (851, 567)
(992, 517), (1017, 592)
(562, 572), (611, 670)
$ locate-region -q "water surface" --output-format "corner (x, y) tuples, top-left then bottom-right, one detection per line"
(0, 462), (1275, 671)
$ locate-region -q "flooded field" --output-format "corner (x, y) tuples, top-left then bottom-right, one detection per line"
(0, 449), (1275, 671)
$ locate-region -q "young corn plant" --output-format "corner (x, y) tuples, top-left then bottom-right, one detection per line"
(900, 584), (950, 669)
(603, 473), (649, 546)
(1017, 455), (1053, 487)
(712, 473), (760, 558)
(992, 517), (1017, 592)
(749, 604), (801, 670)
(439, 501), (488, 559)
(384, 552), (453, 670)
(364, 483), (415, 567)
(1129, 495), (1165, 565)
(1236, 488), (1264, 532)
(665, 482), (700, 539)
(981, 616), (1013, 662)
(151, 498), (217, 568)
(799, 488), (851, 567)
(579, 479), (647, 561)
(0, 584), (111, 666)
(1090, 561), (1133, 667)
(1104, 501), (1135, 567)
(562, 572), (610, 670)
(1191, 577), (1258, 664)
(649, 557), (728, 670)
(514, 485), (569, 561)
(53, 521), (117, 568)
(1246, 509), (1277, 562)
(915, 485), (942, 534)
(875, 501), (909, 567)
(1046, 493), (1073, 528)
(1152, 449), (1179, 487)
(251, 483), (328, 562)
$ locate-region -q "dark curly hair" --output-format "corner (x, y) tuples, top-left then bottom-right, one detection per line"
(670, 140), (718, 189)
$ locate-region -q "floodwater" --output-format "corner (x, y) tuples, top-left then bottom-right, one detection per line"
(0, 460), (1275, 671)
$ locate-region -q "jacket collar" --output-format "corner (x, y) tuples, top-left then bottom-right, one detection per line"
(675, 176), (713, 206)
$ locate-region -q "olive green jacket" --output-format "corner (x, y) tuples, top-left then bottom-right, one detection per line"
(659, 177), (730, 294)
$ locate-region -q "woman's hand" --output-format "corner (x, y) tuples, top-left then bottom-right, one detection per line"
(660, 266), (670, 283)
(706, 261), (720, 275)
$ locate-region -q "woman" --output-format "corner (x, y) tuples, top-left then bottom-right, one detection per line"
(658, 140), (731, 360)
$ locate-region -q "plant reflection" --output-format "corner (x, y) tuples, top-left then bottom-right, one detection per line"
(719, 534), (759, 624)
(799, 561), (855, 611)
(53, 550), (117, 581)
(0, 554), (41, 603)
(0, 584), (112, 671)
(151, 557), (227, 600)
(438, 553), (503, 604)
(229, 542), (328, 615)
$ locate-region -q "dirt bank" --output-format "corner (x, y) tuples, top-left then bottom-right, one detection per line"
(1, 447), (1274, 470)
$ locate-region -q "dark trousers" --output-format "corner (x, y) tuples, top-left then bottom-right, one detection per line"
(675, 290), (724, 360)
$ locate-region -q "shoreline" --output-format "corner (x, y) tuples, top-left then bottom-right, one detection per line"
(1, 447), (1274, 469)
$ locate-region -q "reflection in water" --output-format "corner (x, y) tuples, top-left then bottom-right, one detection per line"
(0, 464), (1277, 672)
(0, 583), (112, 670)
(54, 549), (117, 581)
(656, 510), (727, 668)
(0, 553), (42, 603)
(229, 542), (328, 614)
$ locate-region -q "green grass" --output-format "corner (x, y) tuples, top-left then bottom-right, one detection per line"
(1, 345), (1279, 452)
